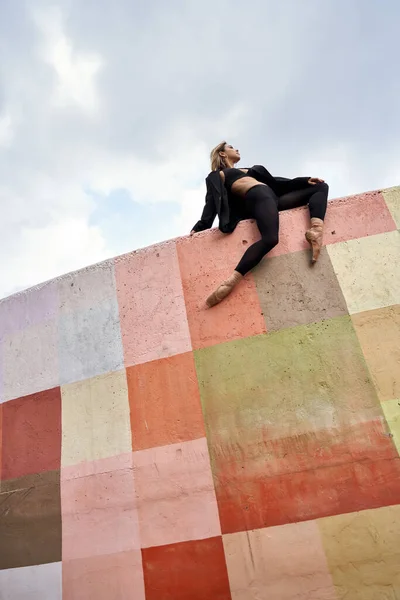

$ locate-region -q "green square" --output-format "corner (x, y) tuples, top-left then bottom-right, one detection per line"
(195, 316), (381, 454)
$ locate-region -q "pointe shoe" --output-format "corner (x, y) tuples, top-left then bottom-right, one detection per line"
(305, 218), (324, 263)
(206, 271), (243, 308)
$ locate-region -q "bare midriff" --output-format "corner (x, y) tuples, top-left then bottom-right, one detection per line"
(219, 169), (266, 198)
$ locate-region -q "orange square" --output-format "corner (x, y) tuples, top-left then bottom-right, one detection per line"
(142, 537), (231, 600)
(127, 352), (205, 451)
(177, 223), (266, 350)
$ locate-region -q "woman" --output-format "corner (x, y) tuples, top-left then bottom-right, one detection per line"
(190, 141), (329, 308)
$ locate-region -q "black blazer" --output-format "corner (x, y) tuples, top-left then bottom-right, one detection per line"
(191, 164), (311, 234)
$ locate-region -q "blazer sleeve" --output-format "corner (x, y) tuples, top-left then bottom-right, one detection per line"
(191, 181), (217, 232)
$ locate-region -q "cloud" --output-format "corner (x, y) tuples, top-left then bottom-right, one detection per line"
(32, 6), (103, 113)
(0, 0), (399, 298)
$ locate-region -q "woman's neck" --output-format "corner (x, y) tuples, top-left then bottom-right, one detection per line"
(224, 159), (237, 169)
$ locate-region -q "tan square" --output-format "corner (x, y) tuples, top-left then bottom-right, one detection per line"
(352, 306), (400, 401)
(61, 370), (132, 467)
(318, 505), (400, 599)
(254, 248), (348, 332)
(382, 186), (400, 228)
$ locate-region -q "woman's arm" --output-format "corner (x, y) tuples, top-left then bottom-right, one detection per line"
(190, 185), (217, 234)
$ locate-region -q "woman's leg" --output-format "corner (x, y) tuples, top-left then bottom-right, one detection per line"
(278, 182), (328, 219)
(206, 186), (279, 307)
(235, 186), (279, 274)
(279, 182), (329, 263)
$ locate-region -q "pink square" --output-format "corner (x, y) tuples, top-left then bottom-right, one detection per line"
(63, 551), (145, 600)
(223, 521), (336, 600)
(269, 190), (397, 259)
(177, 223), (266, 350)
(61, 455), (140, 560)
(115, 242), (191, 367)
(133, 438), (221, 548)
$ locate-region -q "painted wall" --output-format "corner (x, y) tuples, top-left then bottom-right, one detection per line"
(0, 186), (399, 600)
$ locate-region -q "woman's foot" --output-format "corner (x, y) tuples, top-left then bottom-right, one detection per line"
(305, 218), (324, 263)
(206, 271), (243, 307)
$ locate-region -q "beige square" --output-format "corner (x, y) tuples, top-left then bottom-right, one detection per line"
(382, 186), (400, 228)
(381, 399), (400, 455)
(328, 231), (400, 314)
(223, 522), (335, 600)
(319, 505), (400, 599)
(352, 306), (400, 401)
(61, 370), (132, 467)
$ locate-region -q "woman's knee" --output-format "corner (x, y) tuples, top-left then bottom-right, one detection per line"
(317, 182), (329, 194)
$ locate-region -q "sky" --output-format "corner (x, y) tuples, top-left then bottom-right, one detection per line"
(0, 0), (399, 299)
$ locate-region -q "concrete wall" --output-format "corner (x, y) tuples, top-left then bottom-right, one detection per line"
(0, 185), (399, 600)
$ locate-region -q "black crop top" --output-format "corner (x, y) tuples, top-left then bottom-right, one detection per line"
(222, 168), (249, 193)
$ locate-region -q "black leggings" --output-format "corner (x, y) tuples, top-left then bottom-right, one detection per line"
(235, 182), (328, 275)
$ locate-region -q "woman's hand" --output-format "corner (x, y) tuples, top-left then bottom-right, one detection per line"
(308, 177), (325, 185)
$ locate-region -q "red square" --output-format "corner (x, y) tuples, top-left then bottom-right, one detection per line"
(2, 387), (61, 480)
(127, 352), (205, 451)
(142, 537), (232, 600)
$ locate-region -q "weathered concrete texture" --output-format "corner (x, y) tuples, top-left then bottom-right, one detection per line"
(319, 504), (400, 599)
(223, 521), (336, 600)
(0, 184), (399, 599)
(381, 399), (400, 455)
(0, 562), (62, 600)
(61, 455), (140, 561)
(132, 438), (220, 548)
(254, 247), (348, 332)
(59, 299), (124, 385)
(1, 387), (61, 480)
(268, 189), (396, 258)
(2, 320), (59, 403)
(0, 470), (61, 570)
(177, 223), (266, 349)
(62, 551), (145, 600)
(115, 242), (191, 366)
(0, 281), (58, 339)
(61, 370), (132, 467)
(142, 537), (231, 600)
(127, 352), (205, 451)
(195, 316), (398, 533)
(328, 230), (400, 314)
(58, 260), (117, 313)
(382, 185), (400, 228)
(352, 305), (400, 402)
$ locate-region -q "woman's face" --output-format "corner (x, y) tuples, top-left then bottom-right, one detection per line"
(220, 144), (240, 164)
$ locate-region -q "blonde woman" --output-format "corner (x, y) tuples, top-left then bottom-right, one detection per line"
(191, 142), (328, 307)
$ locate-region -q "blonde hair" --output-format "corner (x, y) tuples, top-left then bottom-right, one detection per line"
(210, 141), (227, 171)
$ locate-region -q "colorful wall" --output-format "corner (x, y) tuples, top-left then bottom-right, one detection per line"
(0, 185), (399, 600)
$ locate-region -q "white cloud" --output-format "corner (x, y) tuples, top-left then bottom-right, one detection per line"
(0, 112), (14, 147)
(33, 6), (103, 113)
(2, 217), (108, 294)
